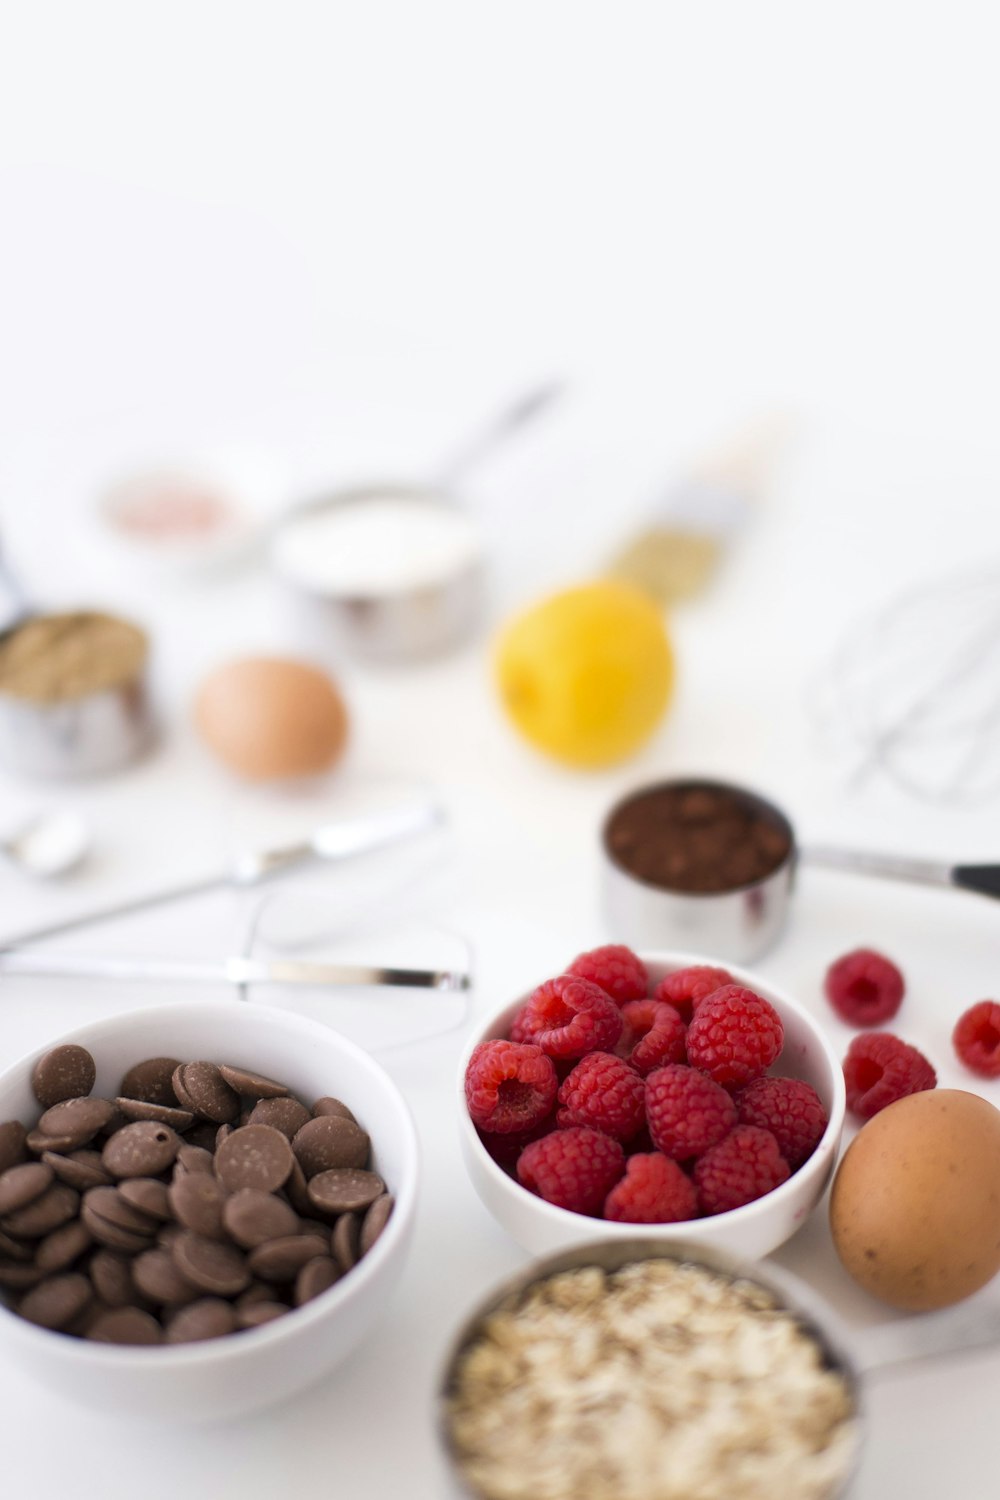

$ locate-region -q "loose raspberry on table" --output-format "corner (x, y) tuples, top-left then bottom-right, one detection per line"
(515, 975), (623, 1060)
(604, 1152), (698, 1224)
(566, 945), (648, 1005)
(694, 1125), (790, 1215)
(645, 1064), (736, 1160)
(517, 1126), (625, 1215)
(464, 1039), (558, 1134)
(685, 985), (783, 1090)
(824, 948), (905, 1027)
(556, 1052), (646, 1141)
(737, 1076), (828, 1169)
(617, 999), (687, 1075)
(842, 1032), (936, 1118)
(652, 965), (733, 1022)
(953, 1001), (1000, 1077)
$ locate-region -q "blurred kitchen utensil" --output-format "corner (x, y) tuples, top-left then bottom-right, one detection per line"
(272, 382), (563, 663)
(0, 798), (443, 948)
(0, 810), (91, 880)
(0, 948), (469, 991)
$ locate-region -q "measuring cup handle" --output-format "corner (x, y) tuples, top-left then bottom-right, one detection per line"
(851, 1298), (1000, 1378)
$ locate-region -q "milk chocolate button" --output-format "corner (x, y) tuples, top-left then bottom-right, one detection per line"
(115, 1097), (194, 1130)
(118, 1179), (172, 1222)
(222, 1188), (299, 1249)
(168, 1174), (227, 1240)
(26, 1127), (78, 1155)
(247, 1234), (325, 1282)
(35, 1219), (92, 1274)
(171, 1233), (250, 1296)
(172, 1063), (240, 1125)
(165, 1298), (237, 1343)
(332, 1211), (360, 1272)
(292, 1116), (369, 1177)
(313, 1097), (356, 1122)
(237, 1301), (287, 1328)
(285, 1157), (312, 1215)
(2, 1183), (78, 1238)
(174, 1145), (214, 1177)
(132, 1249), (199, 1306)
(87, 1307), (163, 1344)
(298, 1218), (330, 1240)
(0, 1261), (43, 1290)
(42, 1150), (111, 1191)
(82, 1186), (158, 1237)
(0, 1121), (28, 1174)
(0, 1161), (54, 1215)
(248, 1097), (311, 1140)
(218, 1065), (290, 1100)
(31, 1045), (96, 1108)
(307, 1169), (384, 1215)
(360, 1194), (394, 1255)
(18, 1273), (91, 1330)
(89, 1250), (134, 1306)
(0, 1228), (32, 1263)
(185, 1121), (221, 1152)
(102, 1121), (182, 1179)
(215, 1125), (293, 1193)
(294, 1256), (340, 1307)
(38, 1097), (115, 1148)
(119, 1057), (180, 1107)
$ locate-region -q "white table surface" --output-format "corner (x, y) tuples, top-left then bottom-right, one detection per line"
(3, 9), (1000, 1488)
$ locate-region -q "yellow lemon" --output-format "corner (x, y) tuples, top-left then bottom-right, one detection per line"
(495, 580), (674, 768)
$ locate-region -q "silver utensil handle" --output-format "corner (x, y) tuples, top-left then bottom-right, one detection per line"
(800, 845), (953, 889)
(0, 949), (470, 991)
(432, 381), (564, 491)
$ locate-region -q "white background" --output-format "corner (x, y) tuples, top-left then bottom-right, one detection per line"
(2, 4), (1000, 1496)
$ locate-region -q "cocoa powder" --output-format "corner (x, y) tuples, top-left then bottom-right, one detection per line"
(604, 780), (792, 894)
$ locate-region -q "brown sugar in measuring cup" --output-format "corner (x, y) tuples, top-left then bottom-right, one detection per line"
(601, 778), (796, 963)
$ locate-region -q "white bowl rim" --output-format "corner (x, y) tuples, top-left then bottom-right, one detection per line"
(0, 1000), (419, 1364)
(458, 949), (846, 1237)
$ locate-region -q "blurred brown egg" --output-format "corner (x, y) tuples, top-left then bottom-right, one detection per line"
(830, 1088), (1000, 1310)
(195, 656), (349, 780)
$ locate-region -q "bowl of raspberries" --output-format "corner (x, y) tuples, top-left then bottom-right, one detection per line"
(460, 947), (845, 1258)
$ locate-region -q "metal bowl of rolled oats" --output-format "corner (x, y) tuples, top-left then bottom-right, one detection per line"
(440, 1239), (861, 1500)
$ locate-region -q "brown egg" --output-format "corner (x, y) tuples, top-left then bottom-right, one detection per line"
(830, 1089), (1000, 1310)
(195, 657), (348, 780)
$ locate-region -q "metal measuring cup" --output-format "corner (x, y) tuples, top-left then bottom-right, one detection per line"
(438, 1237), (1000, 1500)
(601, 775), (1000, 965)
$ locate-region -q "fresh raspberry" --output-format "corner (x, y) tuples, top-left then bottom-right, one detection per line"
(953, 1001), (1000, 1077)
(843, 1032), (937, 1118)
(508, 1005), (536, 1044)
(685, 985), (783, 1090)
(737, 1076), (828, 1169)
(566, 945), (648, 1005)
(653, 966), (733, 1022)
(604, 1152), (698, 1224)
(464, 1039), (558, 1134)
(517, 1126), (625, 1215)
(476, 1116), (556, 1173)
(645, 1064), (736, 1160)
(824, 949), (905, 1027)
(556, 1052), (646, 1141)
(694, 1125), (790, 1214)
(617, 999), (687, 1075)
(515, 975), (623, 1060)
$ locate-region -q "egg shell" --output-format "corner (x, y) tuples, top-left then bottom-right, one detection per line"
(830, 1088), (1000, 1311)
(195, 657), (349, 780)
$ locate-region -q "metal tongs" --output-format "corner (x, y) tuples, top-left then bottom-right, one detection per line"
(0, 799), (472, 995)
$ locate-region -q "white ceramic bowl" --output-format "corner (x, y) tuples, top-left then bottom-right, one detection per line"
(0, 1002), (418, 1423)
(458, 952), (845, 1261)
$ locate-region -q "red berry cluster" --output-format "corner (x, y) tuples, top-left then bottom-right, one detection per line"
(465, 946), (829, 1224)
(823, 945), (1000, 1118)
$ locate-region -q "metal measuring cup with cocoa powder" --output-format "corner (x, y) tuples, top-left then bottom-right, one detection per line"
(601, 778), (796, 964)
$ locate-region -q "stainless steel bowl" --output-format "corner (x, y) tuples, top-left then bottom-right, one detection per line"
(600, 777), (797, 965)
(271, 485), (485, 664)
(438, 1238), (863, 1500)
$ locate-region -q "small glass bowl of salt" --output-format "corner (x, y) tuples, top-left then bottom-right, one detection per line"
(271, 485), (485, 664)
